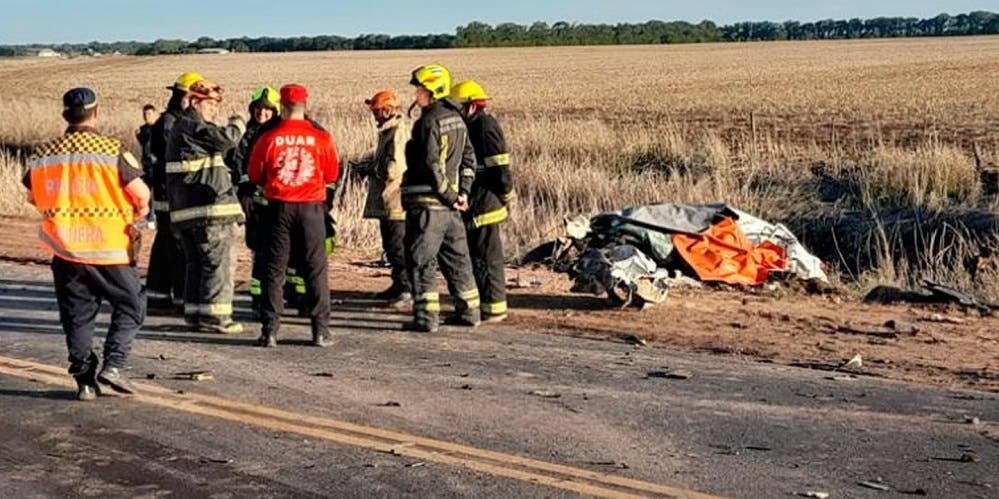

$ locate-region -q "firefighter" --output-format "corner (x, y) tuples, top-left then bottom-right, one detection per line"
(24, 88), (150, 400)
(451, 80), (515, 323)
(361, 89), (410, 306)
(146, 72), (202, 312)
(248, 84), (340, 348)
(230, 86), (281, 317)
(401, 64), (481, 333)
(165, 79), (246, 334)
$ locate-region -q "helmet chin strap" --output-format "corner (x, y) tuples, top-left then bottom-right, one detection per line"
(407, 100), (420, 119)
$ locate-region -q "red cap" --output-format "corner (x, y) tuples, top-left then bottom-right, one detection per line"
(280, 84), (309, 105)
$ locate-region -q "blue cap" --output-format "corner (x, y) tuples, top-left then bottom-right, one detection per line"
(62, 87), (97, 111)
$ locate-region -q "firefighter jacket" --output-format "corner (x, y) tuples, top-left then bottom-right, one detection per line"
(165, 107), (246, 229)
(248, 118), (340, 204)
(401, 99), (476, 210)
(363, 114), (408, 221)
(24, 126), (143, 266)
(464, 111), (514, 228)
(148, 108), (181, 213)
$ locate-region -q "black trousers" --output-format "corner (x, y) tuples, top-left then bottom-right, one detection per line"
(380, 219), (410, 293)
(261, 201), (330, 338)
(176, 224), (235, 325)
(51, 256), (145, 375)
(405, 208), (479, 326)
(468, 223), (508, 317)
(146, 210), (184, 305)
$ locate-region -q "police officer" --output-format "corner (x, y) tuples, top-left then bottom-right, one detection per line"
(146, 72), (202, 312)
(361, 90), (411, 306)
(24, 88), (150, 400)
(165, 79), (246, 334)
(451, 80), (515, 323)
(401, 64), (481, 333)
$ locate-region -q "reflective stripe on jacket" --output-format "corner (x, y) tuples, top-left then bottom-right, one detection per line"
(165, 107), (245, 229)
(465, 112), (514, 228)
(28, 130), (138, 265)
(401, 99), (476, 211)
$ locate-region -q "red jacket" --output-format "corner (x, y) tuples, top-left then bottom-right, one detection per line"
(248, 119), (340, 203)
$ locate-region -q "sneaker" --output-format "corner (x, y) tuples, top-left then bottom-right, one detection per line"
(97, 366), (135, 395)
(199, 321), (244, 335)
(312, 333), (332, 348)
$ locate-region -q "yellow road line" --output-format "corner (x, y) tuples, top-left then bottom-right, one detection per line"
(0, 355), (720, 499)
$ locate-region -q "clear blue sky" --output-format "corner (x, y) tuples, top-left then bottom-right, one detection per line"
(2, 0), (995, 44)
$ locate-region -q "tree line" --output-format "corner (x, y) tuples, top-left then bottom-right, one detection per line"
(1, 11), (996, 57)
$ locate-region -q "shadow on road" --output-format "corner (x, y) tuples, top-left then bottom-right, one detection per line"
(0, 388), (75, 401)
(510, 293), (608, 311)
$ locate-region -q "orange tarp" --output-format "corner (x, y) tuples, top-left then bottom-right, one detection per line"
(671, 217), (787, 286)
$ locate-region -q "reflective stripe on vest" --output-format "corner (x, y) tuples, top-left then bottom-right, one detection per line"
(38, 228), (130, 264)
(170, 202), (244, 224)
(29, 132), (134, 266)
(28, 153), (118, 171)
(471, 205), (509, 228)
(151, 200), (170, 212)
(165, 154), (227, 174)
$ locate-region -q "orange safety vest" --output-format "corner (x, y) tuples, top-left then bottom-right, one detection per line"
(28, 130), (137, 266)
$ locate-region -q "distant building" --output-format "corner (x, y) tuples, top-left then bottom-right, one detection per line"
(197, 48), (230, 55)
(36, 49), (61, 58)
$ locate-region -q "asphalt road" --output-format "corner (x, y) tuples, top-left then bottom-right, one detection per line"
(1, 260), (997, 498)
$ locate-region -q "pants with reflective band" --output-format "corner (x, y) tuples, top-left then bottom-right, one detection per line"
(51, 256), (145, 374)
(146, 210), (185, 305)
(405, 208), (480, 327)
(380, 219), (411, 294)
(468, 223), (507, 316)
(176, 223), (235, 325)
(261, 201), (330, 339)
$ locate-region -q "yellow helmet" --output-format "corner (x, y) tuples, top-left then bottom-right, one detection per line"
(250, 86), (281, 113)
(451, 80), (490, 103)
(410, 64), (451, 101)
(168, 72), (205, 91)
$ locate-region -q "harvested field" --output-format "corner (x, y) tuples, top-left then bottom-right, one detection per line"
(1, 37), (998, 296)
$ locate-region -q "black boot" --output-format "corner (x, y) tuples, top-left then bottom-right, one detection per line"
(97, 366), (135, 395)
(257, 329), (277, 348)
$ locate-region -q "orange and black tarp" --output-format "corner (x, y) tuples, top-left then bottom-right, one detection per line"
(672, 217), (787, 286)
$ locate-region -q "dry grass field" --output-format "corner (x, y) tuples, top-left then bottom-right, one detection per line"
(2, 37), (998, 294)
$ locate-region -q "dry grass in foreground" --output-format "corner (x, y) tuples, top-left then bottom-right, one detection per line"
(1, 38), (998, 296)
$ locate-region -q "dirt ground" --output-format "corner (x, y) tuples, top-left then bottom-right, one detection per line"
(2, 216), (996, 393)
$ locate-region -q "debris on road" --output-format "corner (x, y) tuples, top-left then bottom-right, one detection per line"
(622, 334), (647, 346)
(311, 372), (334, 378)
(585, 460), (630, 469)
(843, 354), (863, 370)
(797, 491), (830, 499)
(377, 401), (402, 407)
(920, 313), (966, 325)
(865, 281), (998, 313)
(964, 416), (981, 425)
(199, 457), (234, 464)
(529, 390), (562, 399)
(931, 453), (980, 463)
(647, 369), (692, 380)
(884, 320), (920, 335)
(405, 461), (426, 468)
(174, 371), (214, 381)
(858, 480), (892, 491)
